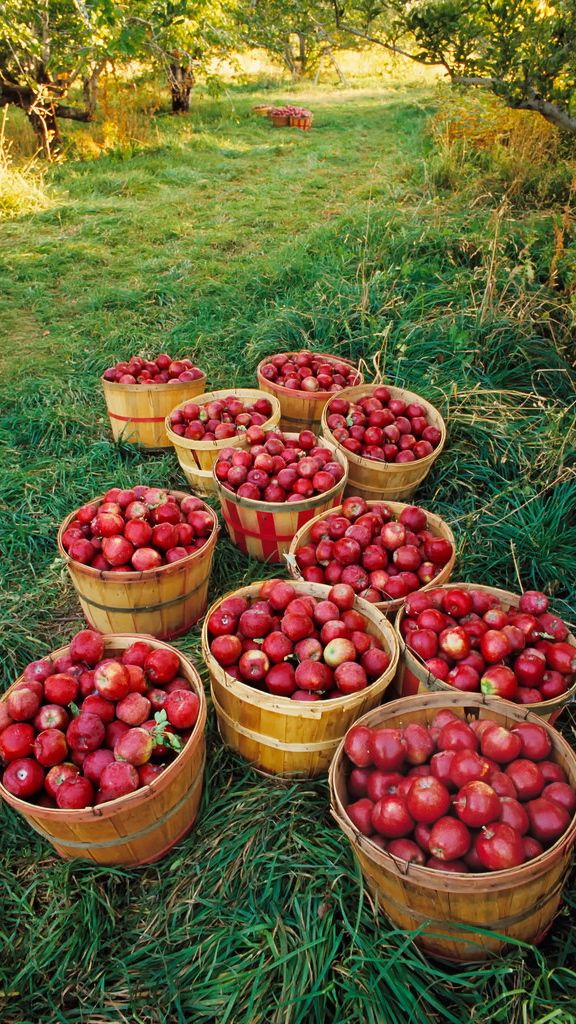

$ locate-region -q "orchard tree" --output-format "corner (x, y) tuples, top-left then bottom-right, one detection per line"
(239, 0), (348, 81)
(147, 1), (234, 112)
(0, 0), (235, 156)
(331, 1), (576, 134)
(0, 0), (131, 157)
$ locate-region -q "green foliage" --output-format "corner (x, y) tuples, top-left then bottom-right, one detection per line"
(0, 0), (126, 79)
(337, 1), (576, 131)
(1, 78), (576, 1023)
(237, 0), (331, 74)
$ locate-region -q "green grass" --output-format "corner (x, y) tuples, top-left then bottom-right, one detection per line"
(1, 76), (576, 1024)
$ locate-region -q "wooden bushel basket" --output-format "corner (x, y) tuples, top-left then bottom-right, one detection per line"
(102, 372), (206, 449)
(165, 388), (281, 495)
(213, 434), (348, 564)
(289, 114), (313, 130)
(256, 353), (363, 434)
(0, 634), (207, 866)
(287, 499), (456, 616)
(57, 491), (219, 639)
(394, 582), (576, 722)
(329, 691), (576, 962)
(321, 384), (447, 502)
(201, 580), (399, 778)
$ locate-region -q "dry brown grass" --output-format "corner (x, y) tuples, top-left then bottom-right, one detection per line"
(430, 88), (561, 158)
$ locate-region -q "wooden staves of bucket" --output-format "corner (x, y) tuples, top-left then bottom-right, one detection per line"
(287, 499), (456, 617)
(0, 634), (206, 866)
(213, 434), (348, 564)
(321, 384), (446, 501)
(57, 491), (218, 639)
(202, 580), (399, 778)
(330, 690), (576, 962)
(289, 114), (313, 130)
(102, 371), (206, 449)
(256, 353), (363, 433)
(165, 388), (282, 495)
(394, 581), (576, 722)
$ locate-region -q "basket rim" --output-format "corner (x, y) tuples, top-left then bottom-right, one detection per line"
(101, 370), (207, 393)
(0, 632), (207, 819)
(320, 382), (447, 472)
(256, 352), (363, 401)
(201, 578), (400, 713)
(394, 580), (576, 715)
(57, 489), (219, 582)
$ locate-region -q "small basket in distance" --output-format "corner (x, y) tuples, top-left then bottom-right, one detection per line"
(321, 383), (447, 502)
(165, 388), (281, 495)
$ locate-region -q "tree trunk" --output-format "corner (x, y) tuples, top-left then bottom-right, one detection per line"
(297, 32), (307, 75)
(169, 64), (193, 114)
(27, 99), (62, 159)
(283, 42), (297, 76)
(83, 61), (106, 119)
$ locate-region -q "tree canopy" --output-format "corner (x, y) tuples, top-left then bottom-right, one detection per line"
(333, 1), (576, 133)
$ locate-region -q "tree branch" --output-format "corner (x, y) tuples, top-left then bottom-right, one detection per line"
(1, 79), (93, 121)
(335, 21), (447, 67)
(514, 96), (576, 134)
(0, 80), (33, 106)
(54, 103), (93, 122)
(453, 74), (498, 87)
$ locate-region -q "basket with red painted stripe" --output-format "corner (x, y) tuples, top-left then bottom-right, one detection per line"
(102, 373), (207, 449)
(213, 435), (349, 563)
